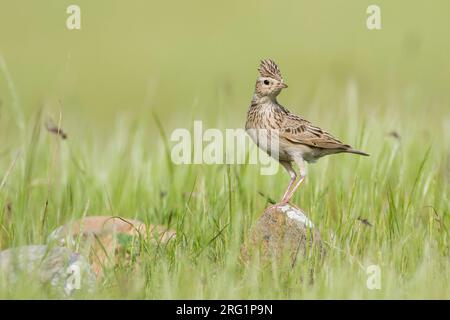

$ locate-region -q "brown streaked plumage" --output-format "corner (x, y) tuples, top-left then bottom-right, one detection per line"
(246, 59), (369, 205)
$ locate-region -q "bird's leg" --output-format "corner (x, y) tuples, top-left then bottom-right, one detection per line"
(265, 161), (296, 210)
(280, 161), (297, 203)
(282, 158), (307, 204)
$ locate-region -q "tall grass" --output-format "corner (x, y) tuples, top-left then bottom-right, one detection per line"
(0, 0), (449, 299)
(0, 82), (448, 298)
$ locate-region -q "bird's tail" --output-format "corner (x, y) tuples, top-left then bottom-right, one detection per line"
(345, 148), (370, 156)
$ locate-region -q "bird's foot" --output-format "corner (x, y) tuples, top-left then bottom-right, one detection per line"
(279, 196), (292, 206)
(266, 199), (290, 211)
(266, 203), (278, 211)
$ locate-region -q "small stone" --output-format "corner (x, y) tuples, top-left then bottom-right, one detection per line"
(48, 216), (176, 246)
(242, 204), (325, 267)
(47, 216), (177, 277)
(0, 245), (95, 296)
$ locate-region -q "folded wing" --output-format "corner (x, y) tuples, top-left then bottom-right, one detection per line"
(279, 114), (352, 150)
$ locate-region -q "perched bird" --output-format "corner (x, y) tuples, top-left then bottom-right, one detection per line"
(245, 59), (369, 205)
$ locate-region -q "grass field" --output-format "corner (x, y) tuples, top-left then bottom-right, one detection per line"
(0, 1), (449, 299)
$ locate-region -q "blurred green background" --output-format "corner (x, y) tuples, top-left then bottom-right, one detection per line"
(1, 0), (449, 132)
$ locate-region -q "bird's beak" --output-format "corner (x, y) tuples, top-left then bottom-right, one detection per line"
(279, 83), (288, 89)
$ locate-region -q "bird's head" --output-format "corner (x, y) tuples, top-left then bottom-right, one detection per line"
(254, 59), (288, 99)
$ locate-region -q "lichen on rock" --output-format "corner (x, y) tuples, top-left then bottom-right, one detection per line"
(242, 204), (325, 268)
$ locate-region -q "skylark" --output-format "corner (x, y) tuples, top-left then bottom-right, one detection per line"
(245, 59), (369, 205)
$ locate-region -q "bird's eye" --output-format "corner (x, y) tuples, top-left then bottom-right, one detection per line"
(263, 80), (270, 85)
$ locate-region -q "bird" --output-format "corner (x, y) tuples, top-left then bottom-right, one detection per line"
(245, 59), (369, 205)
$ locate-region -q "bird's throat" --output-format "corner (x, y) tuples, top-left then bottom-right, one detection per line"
(252, 94), (278, 106)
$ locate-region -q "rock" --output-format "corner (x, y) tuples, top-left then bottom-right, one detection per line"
(242, 204), (324, 267)
(48, 216), (176, 245)
(47, 216), (176, 277)
(0, 245), (95, 296)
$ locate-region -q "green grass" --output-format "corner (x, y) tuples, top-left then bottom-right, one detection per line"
(0, 87), (448, 299)
(0, 0), (449, 299)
